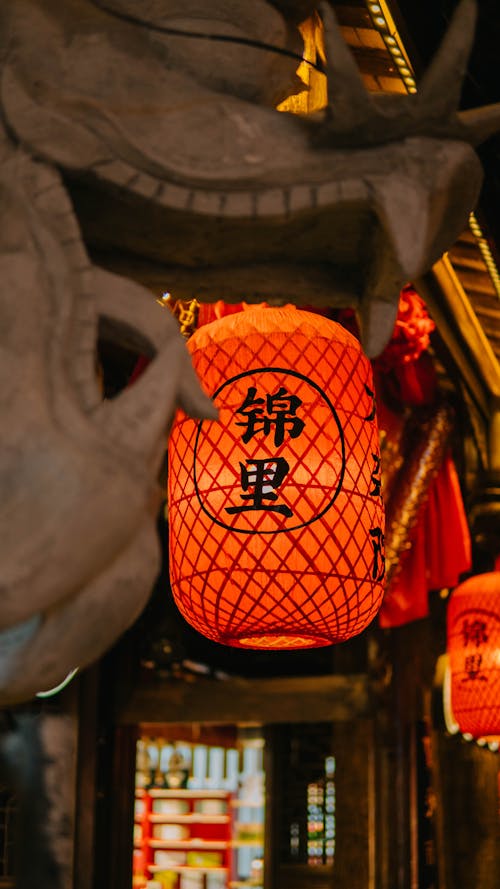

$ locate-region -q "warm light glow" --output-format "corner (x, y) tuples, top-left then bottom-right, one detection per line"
(442, 659), (460, 735)
(238, 634), (324, 650)
(168, 307), (385, 649)
(367, 1), (500, 295)
(365, 1), (416, 91)
(447, 572), (500, 739)
(277, 15), (327, 114)
(468, 213), (500, 300)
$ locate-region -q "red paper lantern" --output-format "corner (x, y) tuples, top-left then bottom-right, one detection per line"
(447, 572), (500, 738)
(168, 306), (385, 649)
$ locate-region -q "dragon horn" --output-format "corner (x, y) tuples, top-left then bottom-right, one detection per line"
(96, 337), (216, 463)
(93, 269), (216, 461)
(317, 1), (374, 128)
(418, 0), (477, 117)
(458, 103), (500, 145)
(369, 175), (431, 282)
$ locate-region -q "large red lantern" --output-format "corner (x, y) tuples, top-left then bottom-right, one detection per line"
(447, 572), (500, 738)
(168, 306), (385, 649)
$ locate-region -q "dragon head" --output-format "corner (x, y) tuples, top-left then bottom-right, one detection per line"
(2, 0), (498, 358)
(0, 0), (499, 701)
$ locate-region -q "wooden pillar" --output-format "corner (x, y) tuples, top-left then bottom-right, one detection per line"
(74, 667), (100, 889)
(372, 620), (438, 889)
(263, 724), (284, 889)
(262, 718), (374, 889)
(432, 729), (500, 889)
(431, 664), (500, 889)
(330, 719), (374, 888)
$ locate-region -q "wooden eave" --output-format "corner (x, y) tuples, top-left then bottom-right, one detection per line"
(336, 0), (500, 431)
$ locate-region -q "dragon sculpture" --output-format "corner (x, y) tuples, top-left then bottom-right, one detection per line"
(1, 1), (500, 885)
(1, 0), (500, 704)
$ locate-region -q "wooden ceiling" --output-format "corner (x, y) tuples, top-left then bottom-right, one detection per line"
(449, 231), (500, 362)
(337, 3), (406, 95)
(333, 0), (500, 392)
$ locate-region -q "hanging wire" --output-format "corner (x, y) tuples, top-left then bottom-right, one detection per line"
(97, 3), (324, 73)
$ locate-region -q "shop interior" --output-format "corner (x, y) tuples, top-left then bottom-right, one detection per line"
(131, 721), (339, 889)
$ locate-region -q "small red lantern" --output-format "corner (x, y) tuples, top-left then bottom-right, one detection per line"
(447, 572), (500, 738)
(168, 306), (385, 649)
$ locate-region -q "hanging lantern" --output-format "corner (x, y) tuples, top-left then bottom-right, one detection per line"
(447, 572), (500, 738)
(168, 306), (385, 649)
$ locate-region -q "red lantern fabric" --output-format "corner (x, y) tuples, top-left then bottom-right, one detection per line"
(168, 306), (385, 649)
(374, 288), (471, 629)
(380, 452), (472, 628)
(447, 572), (500, 738)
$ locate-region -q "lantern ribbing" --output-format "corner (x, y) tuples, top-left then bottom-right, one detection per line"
(447, 571), (500, 739)
(168, 306), (385, 649)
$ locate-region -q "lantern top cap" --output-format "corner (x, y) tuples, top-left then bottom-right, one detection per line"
(450, 571), (500, 599)
(190, 304), (365, 355)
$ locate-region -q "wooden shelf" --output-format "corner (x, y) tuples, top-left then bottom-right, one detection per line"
(149, 813), (230, 824)
(138, 787), (264, 887)
(148, 788), (229, 799)
(149, 864), (228, 875)
(231, 840), (264, 848)
(141, 788), (233, 885)
(229, 882), (263, 889)
(230, 799), (264, 808)
(149, 838), (230, 850)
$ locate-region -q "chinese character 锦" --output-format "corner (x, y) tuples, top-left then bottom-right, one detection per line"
(226, 458), (293, 517)
(461, 618), (488, 648)
(235, 386), (305, 447)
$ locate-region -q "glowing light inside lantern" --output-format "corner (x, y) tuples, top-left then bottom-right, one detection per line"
(168, 306), (385, 649)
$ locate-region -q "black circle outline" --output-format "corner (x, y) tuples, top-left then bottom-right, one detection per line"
(193, 367), (346, 535)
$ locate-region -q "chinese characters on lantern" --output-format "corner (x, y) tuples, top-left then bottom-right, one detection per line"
(366, 394), (384, 581)
(226, 458), (293, 518)
(226, 383), (385, 582)
(169, 306), (387, 648)
(235, 385), (305, 446)
(227, 386), (302, 519)
(461, 618), (489, 682)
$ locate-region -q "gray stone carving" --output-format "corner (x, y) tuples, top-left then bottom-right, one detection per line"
(0, 135), (215, 704)
(1, 0), (499, 703)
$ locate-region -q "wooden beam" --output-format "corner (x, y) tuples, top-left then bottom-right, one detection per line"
(118, 673), (371, 725)
(448, 267), (497, 297)
(431, 659), (500, 889)
(350, 46), (397, 77)
(417, 256), (500, 411)
(335, 5), (373, 30)
(74, 668), (100, 889)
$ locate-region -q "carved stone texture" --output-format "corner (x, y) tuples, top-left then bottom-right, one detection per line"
(2, 0), (498, 358)
(0, 135), (215, 705)
(1, 0), (500, 702)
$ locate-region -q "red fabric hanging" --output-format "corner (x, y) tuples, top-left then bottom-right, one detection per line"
(425, 453), (471, 589)
(379, 518), (429, 627)
(131, 291), (469, 632)
(376, 287), (471, 628)
(197, 300), (252, 327)
(379, 452), (471, 627)
(197, 293), (472, 630)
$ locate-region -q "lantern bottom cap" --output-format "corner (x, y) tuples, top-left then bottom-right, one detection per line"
(232, 633), (331, 650)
